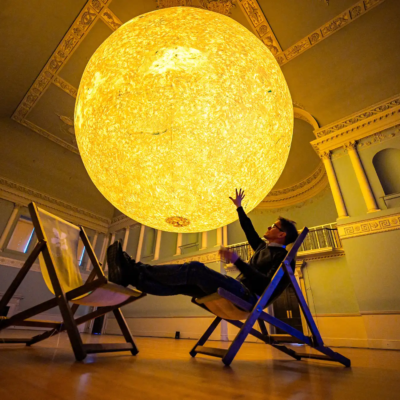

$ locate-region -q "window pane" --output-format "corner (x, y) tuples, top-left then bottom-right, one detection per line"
(7, 217), (34, 252)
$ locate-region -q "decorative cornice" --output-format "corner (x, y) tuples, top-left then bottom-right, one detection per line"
(20, 120), (79, 154)
(258, 164), (328, 209)
(109, 213), (139, 232)
(311, 94), (400, 154)
(156, 0), (236, 16)
(12, 1), (111, 124)
(338, 211), (400, 239)
(100, 7), (122, 31)
(0, 177), (110, 232)
(52, 76), (78, 98)
(237, 0), (282, 55)
(275, 0), (385, 66)
(297, 248), (345, 262)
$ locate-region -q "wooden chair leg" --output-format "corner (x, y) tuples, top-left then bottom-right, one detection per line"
(190, 316), (222, 357)
(57, 296), (86, 361)
(113, 308), (138, 355)
(222, 311), (262, 366)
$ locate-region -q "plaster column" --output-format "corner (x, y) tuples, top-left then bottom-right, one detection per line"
(0, 203), (21, 251)
(153, 230), (162, 261)
(86, 231), (98, 271)
(99, 234), (109, 267)
(321, 151), (348, 218)
(200, 231), (208, 250)
(136, 225), (145, 262)
(175, 233), (183, 256)
(344, 141), (380, 213)
(223, 225), (228, 247)
(216, 227), (223, 247)
(122, 227), (130, 251)
(104, 232), (116, 272)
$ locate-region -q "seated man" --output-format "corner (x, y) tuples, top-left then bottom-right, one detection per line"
(107, 189), (299, 303)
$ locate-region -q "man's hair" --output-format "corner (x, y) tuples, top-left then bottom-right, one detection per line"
(278, 217), (299, 245)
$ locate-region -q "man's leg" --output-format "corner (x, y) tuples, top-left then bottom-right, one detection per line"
(134, 261), (251, 300)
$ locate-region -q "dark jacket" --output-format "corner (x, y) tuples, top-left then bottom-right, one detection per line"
(234, 207), (292, 297)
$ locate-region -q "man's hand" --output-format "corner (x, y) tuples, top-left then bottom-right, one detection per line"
(229, 188), (245, 208)
(219, 247), (239, 264)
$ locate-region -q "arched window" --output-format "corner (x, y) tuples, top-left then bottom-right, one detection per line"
(373, 148), (400, 195)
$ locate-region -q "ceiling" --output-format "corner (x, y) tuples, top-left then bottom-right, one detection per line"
(1, 0), (399, 216)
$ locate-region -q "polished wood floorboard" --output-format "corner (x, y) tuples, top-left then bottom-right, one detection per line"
(1, 330), (400, 400)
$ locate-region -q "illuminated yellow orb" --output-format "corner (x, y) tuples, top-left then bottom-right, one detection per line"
(75, 7), (293, 232)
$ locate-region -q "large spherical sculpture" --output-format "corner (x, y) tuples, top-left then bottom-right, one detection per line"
(75, 7), (293, 232)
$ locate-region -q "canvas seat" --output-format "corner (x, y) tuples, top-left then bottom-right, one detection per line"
(190, 228), (351, 367)
(0, 202), (146, 361)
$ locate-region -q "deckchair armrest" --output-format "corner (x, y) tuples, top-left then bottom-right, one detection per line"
(66, 277), (108, 301)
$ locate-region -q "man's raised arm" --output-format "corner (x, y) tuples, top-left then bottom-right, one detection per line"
(229, 188), (263, 251)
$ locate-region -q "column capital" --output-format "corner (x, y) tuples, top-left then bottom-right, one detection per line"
(343, 140), (357, 151)
(320, 151), (331, 160)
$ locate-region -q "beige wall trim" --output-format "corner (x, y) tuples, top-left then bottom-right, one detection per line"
(361, 310), (400, 315)
(52, 76), (78, 98)
(338, 211), (400, 239)
(0, 176), (110, 232)
(312, 313), (361, 318)
(12, 0), (112, 125)
(158, 249), (222, 265)
(0, 255), (89, 280)
(275, 0), (385, 66)
(297, 248), (345, 261)
(312, 94), (400, 154)
(237, 0), (282, 55)
(20, 120), (79, 154)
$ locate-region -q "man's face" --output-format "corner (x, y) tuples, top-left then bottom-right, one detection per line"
(263, 220), (285, 241)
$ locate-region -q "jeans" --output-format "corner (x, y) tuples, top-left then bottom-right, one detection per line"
(133, 261), (257, 302)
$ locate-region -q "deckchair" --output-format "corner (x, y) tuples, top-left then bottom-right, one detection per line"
(190, 228), (351, 367)
(0, 202), (145, 361)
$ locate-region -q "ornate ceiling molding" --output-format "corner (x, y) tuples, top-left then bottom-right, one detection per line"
(0, 176), (110, 232)
(100, 7), (122, 31)
(237, 0), (282, 55)
(20, 119), (79, 154)
(53, 76), (78, 98)
(338, 211), (400, 240)
(257, 164), (329, 209)
(156, 0), (236, 16)
(293, 107), (320, 132)
(311, 93), (400, 154)
(12, 0), (112, 124)
(275, 0), (385, 66)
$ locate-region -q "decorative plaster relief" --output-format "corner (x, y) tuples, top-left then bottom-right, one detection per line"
(258, 164), (329, 209)
(275, 0), (385, 66)
(53, 76), (78, 98)
(312, 94), (400, 155)
(338, 212), (400, 239)
(0, 177), (110, 232)
(12, 0), (112, 124)
(100, 7), (122, 30)
(156, 0), (236, 16)
(21, 120), (79, 154)
(237, 0), (281, 54)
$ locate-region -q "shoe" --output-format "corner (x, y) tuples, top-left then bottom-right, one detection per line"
(107, 241), (129, 286)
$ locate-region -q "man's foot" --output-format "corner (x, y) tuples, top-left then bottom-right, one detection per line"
(107, 241), (130, 286)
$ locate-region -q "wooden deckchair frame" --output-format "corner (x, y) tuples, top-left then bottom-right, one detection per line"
(0, 202), (146, 361)
(190, 228), (351, 367)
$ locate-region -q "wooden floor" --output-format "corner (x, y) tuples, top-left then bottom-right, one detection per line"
(1, 330), (400, 400)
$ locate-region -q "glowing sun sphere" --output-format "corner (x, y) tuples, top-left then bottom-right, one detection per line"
(75, 7), (293, 233)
